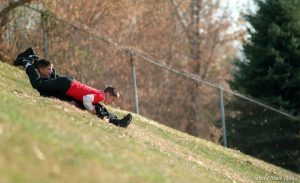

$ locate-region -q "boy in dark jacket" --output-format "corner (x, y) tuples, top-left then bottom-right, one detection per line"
(14, 48), (131, 128)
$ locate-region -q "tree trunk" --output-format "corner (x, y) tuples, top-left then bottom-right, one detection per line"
(188, 0), (201, 71)
(0, 0), (33, 61)
(0, 0), (33, 28)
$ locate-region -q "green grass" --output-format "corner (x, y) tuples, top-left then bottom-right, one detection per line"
(0, 62), (299, 183)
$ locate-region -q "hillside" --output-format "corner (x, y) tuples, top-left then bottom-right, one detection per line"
(0, 61), (299, 183)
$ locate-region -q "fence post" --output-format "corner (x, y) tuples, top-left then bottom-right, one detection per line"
(41, 11), (49, 60)
(219, 87), (227, 147)
(129, 52), (139, 114)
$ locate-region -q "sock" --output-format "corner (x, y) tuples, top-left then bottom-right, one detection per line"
(25, 62), (31, 69)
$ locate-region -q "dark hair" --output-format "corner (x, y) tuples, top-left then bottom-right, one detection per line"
(36, 59), (52, 69)
(104, 86), (120, 98)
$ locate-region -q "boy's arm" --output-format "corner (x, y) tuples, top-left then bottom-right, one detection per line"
(82, 94), (96, 115)
(25, 64), (41, 89)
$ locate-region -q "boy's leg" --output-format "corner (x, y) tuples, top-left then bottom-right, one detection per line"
(95, 104), (132, 128)
(95, 104), (110, 119)
(107, 113), (132, 128)
(37, 77), (73, 93)
(115, 114), (132, 128)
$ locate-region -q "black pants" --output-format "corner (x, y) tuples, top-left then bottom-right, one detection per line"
(25, 65), (73, 94)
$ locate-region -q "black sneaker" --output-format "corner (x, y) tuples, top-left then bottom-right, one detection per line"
(13, 48), (38, 66)
(13, 57), (32, 67)
(118, 113), (132, 128)
(16, 47), (34, 59)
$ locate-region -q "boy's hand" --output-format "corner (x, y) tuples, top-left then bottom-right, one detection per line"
(103, 116), (110, 123)
(90, 108), (96, 115)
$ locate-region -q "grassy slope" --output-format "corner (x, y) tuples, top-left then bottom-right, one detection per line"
(0, 62), (299, 183)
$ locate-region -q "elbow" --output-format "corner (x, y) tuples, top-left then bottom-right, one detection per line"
(31, 83), (38, 89)
(83, 95), (95, 112)
(29, 79), (40, 89)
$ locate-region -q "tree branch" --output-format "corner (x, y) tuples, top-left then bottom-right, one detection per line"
(0, 0), (33, 27)
(170, 0), (189, 31)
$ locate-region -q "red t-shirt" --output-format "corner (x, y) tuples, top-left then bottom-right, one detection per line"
(65, 80), (104, 104)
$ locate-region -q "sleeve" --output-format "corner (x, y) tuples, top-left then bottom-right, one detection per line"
(83, 94), (95, 111)
(25, 64), (40, 89)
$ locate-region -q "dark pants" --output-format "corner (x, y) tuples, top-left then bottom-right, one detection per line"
(25, 65), (73, 94)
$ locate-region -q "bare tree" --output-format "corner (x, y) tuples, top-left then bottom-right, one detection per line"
(170, 0), (244, 78)
(168, 0), (245, 137)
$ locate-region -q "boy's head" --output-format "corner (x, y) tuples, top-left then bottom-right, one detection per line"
(36, 59), (53, 78)
(103, 86), (120, 105)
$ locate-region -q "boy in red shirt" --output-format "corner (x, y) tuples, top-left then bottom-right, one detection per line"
(14, 48), (132, 128)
